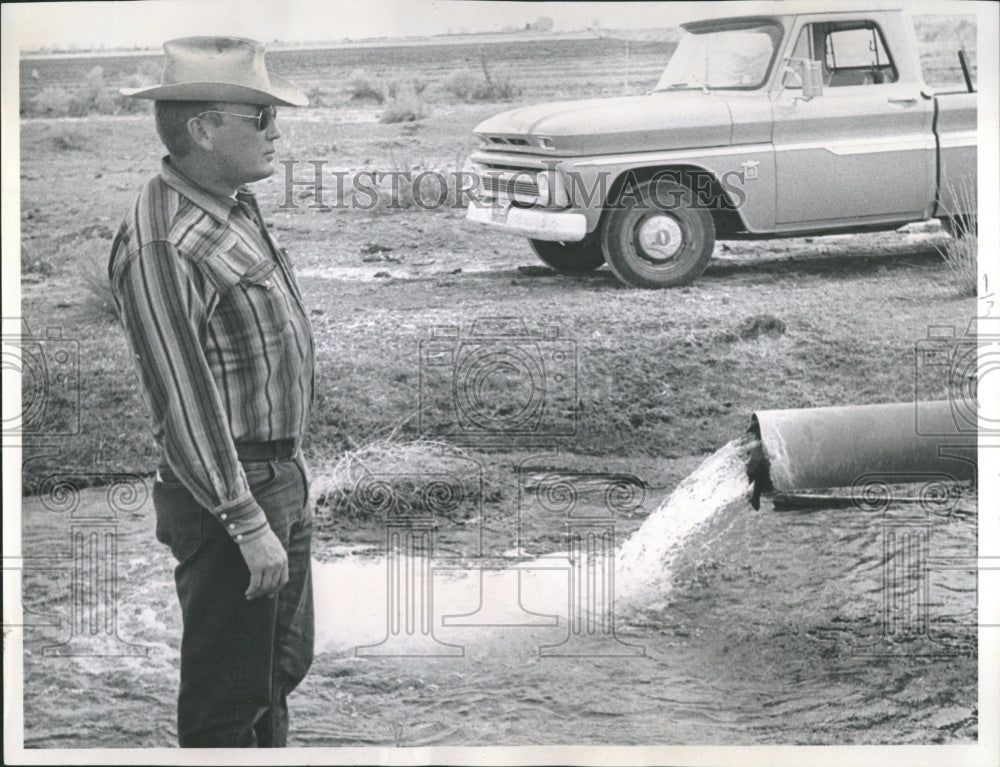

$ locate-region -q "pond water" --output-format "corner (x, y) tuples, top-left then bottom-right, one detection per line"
(301, 440), (977, 746)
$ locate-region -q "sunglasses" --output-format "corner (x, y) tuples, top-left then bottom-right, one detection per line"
(197, 105), (276, 131)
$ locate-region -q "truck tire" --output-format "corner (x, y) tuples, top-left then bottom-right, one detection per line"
(529, 235), (605, 273)
(600, 179), (715, 288)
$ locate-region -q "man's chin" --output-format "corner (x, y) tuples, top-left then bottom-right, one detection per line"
(248, 164), (276, 183)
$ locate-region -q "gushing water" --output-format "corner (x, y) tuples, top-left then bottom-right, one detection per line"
(615, 437), (757, 602)
(312, 438), (758, 652)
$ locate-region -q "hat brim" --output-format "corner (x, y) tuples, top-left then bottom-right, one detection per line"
(119, 73), (308, 107)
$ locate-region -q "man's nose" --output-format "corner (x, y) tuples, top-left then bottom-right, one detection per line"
(266, 119), (281, 141)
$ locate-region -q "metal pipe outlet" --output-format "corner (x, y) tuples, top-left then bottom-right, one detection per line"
(747, 401), (976, 506)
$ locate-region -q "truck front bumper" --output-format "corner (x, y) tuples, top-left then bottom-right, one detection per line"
(465, 201), (588, 242)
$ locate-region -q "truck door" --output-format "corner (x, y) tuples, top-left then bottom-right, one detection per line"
(772, 19), (935, 227)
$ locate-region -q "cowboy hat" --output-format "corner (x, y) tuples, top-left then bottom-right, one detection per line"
(119, 36), (308, 106)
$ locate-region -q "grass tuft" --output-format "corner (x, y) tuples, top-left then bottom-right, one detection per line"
(77, 238), (119, 322)
(379, 83), (429, 123)
(50, 124), (93, 151)
(26, 65), (128, 117)
(935, 176), (978, 297)
(348, 68), (387, 103)
(28, 85), (73, 116)
(21, 243), (56, 278)
(311, 436), (482, 522)
(441, 51), (522, 102)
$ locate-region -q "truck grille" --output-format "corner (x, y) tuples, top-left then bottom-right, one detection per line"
(487, 137), (530, 146)
(483, 175), (539, 198)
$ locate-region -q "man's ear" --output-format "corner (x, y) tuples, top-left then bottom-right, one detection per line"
(186, 115), (215, 152)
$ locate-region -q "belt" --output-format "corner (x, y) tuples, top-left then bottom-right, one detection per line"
(234, 439), (296, 461)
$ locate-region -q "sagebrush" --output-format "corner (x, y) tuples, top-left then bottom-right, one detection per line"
(936, 177), (977, 296)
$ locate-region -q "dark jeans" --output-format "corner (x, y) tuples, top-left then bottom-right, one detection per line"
(153, 454), (314, 747)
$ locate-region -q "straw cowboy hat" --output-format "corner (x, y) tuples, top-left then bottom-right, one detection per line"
(120, 36), (308, 106)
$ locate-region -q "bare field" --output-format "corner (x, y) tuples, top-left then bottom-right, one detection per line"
(19, 16), (975, 112)
(15, 29), (980, 749)
(18, 109), (975, 486)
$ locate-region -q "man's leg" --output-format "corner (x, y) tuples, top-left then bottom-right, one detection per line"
(173, 530), (279, 747)
(154, 457), (312, 747)
(254, 454), (314, 747)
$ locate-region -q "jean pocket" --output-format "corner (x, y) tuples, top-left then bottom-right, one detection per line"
(242, 459), (279, 495)
(294, 454), (312, 502)
(153, 479), (207, 564)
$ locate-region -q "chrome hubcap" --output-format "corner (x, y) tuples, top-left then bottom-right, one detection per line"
(637, 215), (683, 262)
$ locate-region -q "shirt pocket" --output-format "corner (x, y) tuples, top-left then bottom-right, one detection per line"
(200, 251), (292, 368)
(235, 259), (292, 331)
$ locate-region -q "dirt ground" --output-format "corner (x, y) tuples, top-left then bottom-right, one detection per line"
(18, 110), (975, 485)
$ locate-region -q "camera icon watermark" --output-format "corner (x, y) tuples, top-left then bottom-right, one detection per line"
(418, 317), (578, 447)
(2, 317), (80, 439)
(914, 316), (1000, 436)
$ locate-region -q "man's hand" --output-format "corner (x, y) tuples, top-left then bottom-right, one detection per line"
(237, 528), (288, 600)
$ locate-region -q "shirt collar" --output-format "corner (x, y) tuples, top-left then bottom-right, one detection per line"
(160, 157), (255, 225)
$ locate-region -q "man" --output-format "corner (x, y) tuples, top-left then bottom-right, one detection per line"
(109, 37), (315, 747)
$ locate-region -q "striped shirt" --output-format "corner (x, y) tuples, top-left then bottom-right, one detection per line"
(109, 157), (314, 543)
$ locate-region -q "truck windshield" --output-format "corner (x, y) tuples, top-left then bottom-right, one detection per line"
(655, 22), (783, 91)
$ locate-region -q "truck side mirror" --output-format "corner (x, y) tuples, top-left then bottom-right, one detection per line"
(801, 60), (823, 99)
(782, 58), (824, 100)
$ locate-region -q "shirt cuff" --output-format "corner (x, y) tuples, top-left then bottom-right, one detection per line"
(212, 493), (270, 544)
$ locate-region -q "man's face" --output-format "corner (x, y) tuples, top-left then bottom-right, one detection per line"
(205, 102), (281, 188)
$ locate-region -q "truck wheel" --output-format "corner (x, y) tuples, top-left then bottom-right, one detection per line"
(529, 236), (605, 273)
(600, 179), (715, 288)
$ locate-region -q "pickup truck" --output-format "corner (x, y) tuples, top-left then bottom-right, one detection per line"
(465, 2), (977, 288)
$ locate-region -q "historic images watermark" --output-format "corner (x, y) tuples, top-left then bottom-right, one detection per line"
(515, 464), (647, 657)
(277, 159), (748, 212)
(346, 466), (480, 658)
(3, 316), (145, 657)
(849, 470), (978, 659)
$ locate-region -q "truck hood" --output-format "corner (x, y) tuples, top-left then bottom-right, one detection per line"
(473, 91), (733, 156)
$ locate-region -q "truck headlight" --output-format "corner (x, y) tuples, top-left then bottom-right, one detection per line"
(536, 171), (550, 206)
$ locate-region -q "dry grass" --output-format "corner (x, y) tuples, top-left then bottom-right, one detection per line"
(311, 436), (481, 520)
(379, 83), (430, 123)
(78, 239), (119, 323)
(935, 177), (978, 297)
(370, 147), (470, 211)
(27, 66), (114, 117)
(21, 242), (56, 278)
(941, 233), (977, 297)
(347, 68), (388, 103)
(50, 124), (94, 152)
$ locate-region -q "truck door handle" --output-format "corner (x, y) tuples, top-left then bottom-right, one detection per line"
(888, 97), (918, 106)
